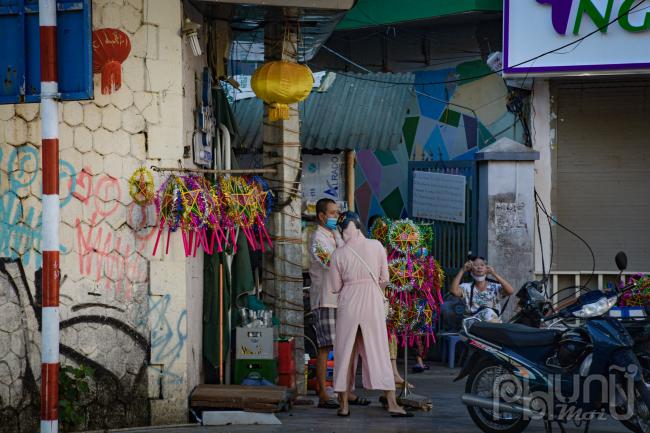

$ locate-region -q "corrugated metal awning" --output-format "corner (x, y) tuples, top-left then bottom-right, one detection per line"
(232, 72), (415, 152)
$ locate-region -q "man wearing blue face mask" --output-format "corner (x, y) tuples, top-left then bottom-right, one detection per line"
(309, 198), (356, 408)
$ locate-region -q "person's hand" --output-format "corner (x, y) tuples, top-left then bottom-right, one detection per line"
(486, 265), (496, 276)
(464, 261), (473, 272)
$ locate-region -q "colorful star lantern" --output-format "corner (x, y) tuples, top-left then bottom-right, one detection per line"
(153, 174), (273, 257)
(387, 219), (422, 256)
(221, 176), (273, 252)
(388, 257), (425, 293)
(313, 244), (333, 268)
(128, 167), (155, 206)
(369, 217), (390, 246)
(620, 274), (650, 307)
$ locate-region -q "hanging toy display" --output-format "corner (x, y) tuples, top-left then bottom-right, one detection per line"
(620, 274), (650, 307)
(128, 167), (155, 206)
(152, 173), (273, 257)
(249, 176), (274, 251)
(179, 175), (216, 257)
(153, 175), (183, 256)
(220, 176), (273, 253)
(379, 217), (444, 348)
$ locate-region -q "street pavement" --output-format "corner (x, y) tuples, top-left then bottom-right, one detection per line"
(82, 365), (630, 433)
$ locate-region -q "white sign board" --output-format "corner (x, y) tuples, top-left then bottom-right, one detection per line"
(302, 153), (346, 207)
(412, 171), (466, 224)
(504, 0), (650, 76)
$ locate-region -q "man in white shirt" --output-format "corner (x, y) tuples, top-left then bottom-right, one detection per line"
(310, 198), (362, 409)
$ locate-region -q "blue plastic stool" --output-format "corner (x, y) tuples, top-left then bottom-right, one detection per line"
(440, 333), (462, 368)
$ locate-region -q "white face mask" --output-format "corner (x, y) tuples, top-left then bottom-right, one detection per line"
(342, 225), (359, 242)
(472, 273), (486, 282)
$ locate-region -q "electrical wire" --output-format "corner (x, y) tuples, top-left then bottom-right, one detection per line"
(534, 190), (596, 300)
(330, 0), (647, 86)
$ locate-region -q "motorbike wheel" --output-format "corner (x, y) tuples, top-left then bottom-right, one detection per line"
(620, 380), (650, 433)
(465, 361), (531, 433)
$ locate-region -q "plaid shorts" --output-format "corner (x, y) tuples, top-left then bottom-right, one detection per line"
(313, 307), (336, 348)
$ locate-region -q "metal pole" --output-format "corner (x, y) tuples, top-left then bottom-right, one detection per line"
(402, 341), (411, 398)
(39, 1), (60, 432)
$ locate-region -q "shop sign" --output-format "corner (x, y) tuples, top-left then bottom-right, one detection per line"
(302, 153), (346, 212)
(504, 0), (650, 76)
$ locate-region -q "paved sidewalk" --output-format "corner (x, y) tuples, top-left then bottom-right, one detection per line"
(80, 365), (629, 433)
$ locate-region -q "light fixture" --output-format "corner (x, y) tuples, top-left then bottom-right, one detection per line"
(182, 18), (202, 57)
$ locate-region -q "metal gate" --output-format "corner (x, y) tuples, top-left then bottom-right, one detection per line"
(407, 161), (478, 284)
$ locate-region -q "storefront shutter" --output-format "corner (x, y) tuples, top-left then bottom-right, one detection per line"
(553, 79), (650, 272)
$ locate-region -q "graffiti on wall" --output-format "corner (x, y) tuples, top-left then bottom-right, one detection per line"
(0, 144), (157, 299)
(136, 294), (187, 385)
(73, 168), (157, 299)
(0, 258), (151, 433)
(0, 146), (76, 267)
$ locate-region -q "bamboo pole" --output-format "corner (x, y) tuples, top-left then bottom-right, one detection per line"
(345, 150), (355, 212)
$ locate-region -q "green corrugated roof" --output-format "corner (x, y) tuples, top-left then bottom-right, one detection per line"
(232, 72), (416, 152)
(337, 0), (502, 30)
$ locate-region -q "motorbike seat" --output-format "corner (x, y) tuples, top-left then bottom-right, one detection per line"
(470, 322), (561, 348)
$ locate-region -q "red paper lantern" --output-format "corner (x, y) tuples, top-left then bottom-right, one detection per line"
(92, 28), (131, 95)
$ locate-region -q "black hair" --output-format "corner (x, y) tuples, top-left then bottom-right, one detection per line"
(467, 254), (486, 262)
(338, 211), (362, 231)
(367, 214), (383, 231)
(316, 198), (336, 218)
(368, 214), (382, 227)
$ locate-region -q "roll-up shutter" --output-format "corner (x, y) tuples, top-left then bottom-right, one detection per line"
(553, 79), (650, 272)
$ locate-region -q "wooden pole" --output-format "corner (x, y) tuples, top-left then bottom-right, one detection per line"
(152, 166), (276, 175)
(345, 150), (355, 212)
(262, 14), (305, 393)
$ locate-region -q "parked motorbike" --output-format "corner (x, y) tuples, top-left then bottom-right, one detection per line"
(510, 252), (650, 381)
(456, 266), (650, 433)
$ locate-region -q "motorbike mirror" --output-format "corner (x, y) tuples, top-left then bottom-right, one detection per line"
(615, 251), (628, 271)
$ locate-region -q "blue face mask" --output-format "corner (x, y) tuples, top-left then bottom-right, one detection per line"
(325, 217), (338, 230)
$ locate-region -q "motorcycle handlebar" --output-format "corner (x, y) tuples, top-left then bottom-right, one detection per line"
(541, 283), (637, 323)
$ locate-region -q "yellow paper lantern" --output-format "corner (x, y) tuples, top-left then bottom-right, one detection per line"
(251, 60), (314, 121)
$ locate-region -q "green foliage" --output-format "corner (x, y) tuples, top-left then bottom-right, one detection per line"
(59, 364), (94, 432)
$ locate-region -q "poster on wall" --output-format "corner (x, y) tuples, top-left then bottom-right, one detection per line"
(302, 153), (346, 215)
(504, 0), (650, 76)
(412, 171), (466, 223)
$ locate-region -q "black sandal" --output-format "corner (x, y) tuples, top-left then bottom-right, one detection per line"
(337, 409), (351, 417)
(318, 398), (340, 409)
(349, 397), (371, 406)
(389, 411), (414, 418)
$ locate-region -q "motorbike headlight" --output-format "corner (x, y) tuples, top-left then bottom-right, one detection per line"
(572, 295), (618, 318)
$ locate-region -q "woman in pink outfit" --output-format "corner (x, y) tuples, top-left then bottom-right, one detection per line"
(326, 212), (411, 418)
